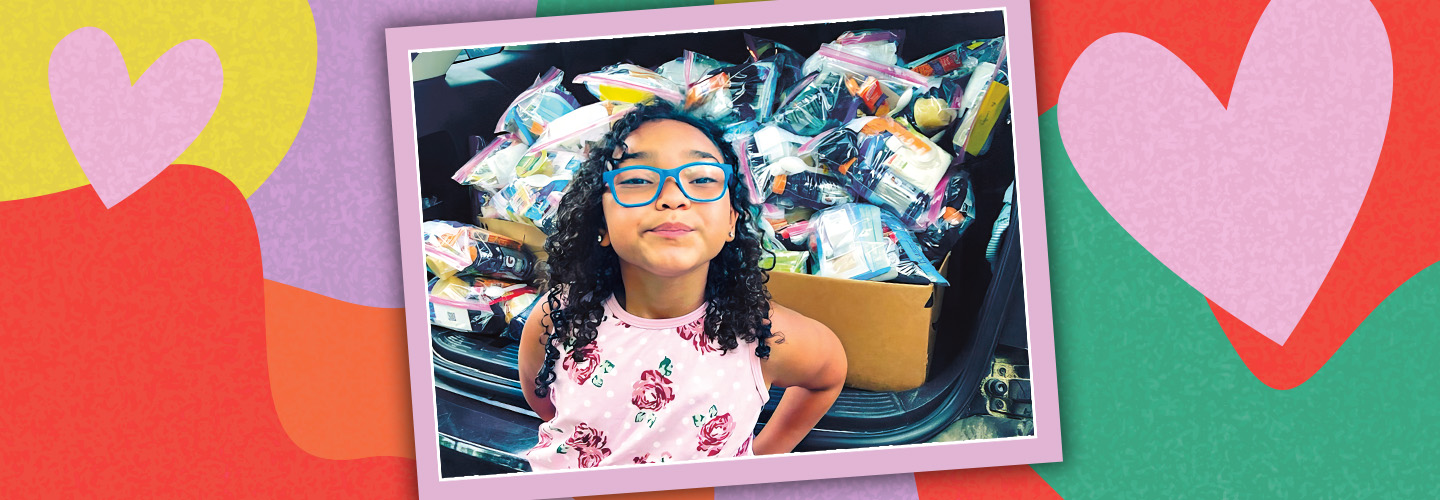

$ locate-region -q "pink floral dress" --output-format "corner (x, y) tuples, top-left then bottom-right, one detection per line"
(525, 295), (770, 470)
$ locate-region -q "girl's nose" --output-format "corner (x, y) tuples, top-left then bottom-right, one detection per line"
(655, 177), (690, 209)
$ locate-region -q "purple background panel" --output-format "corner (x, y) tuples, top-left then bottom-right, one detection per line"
(247, 0), (538, 308)
(389, 0), (1059, 498)
(715, 473), (919, 500)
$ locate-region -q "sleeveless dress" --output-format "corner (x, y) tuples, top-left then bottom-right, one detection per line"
(525, 295), (771, 470)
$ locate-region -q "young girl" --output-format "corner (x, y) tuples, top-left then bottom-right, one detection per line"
(519, 101), (847, 470)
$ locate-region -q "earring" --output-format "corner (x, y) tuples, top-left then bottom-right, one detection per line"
(597, 235), (603, 243)
(728, 230), (734, 238)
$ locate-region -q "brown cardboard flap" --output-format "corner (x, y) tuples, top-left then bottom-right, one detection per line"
(766, 258), (945, 392)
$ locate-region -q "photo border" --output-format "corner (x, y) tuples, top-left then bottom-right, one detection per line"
(386, 0), (1060, 497)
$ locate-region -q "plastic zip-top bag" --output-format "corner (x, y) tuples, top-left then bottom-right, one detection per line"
(428, 275), (535, 334)
(829, 29), (906, 67)
(806, 203), (896, 282)
(878, 210), (948, 286)
(847, 116), (952, 192)
(574, 63), (686, 106)
(837, 129), (950, 230)
(907, 36), (1005, 79)
(744, 34), (807, 101)
(656, 50), (730, 89)
(527, 100), (636, 154)
(495, 67), (581, 144)
(685, 61), (779, 130)
(422, 220), (537, 281)
(771, 72), (861, 136)
(453, 134), (527, 192)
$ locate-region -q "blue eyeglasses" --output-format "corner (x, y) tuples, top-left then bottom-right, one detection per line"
(602, 162), (734, 208)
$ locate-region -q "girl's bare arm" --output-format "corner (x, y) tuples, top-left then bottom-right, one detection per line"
(752, 305), (847, 455)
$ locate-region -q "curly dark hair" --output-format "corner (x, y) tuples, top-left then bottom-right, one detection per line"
(532, 101), (776, 398)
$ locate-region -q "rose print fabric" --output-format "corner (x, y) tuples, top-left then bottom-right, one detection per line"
(526, 295), (771, 471)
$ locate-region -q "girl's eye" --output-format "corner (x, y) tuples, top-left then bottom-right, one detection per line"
(618, 178), (654, 185)
(690, 177), (719, 184)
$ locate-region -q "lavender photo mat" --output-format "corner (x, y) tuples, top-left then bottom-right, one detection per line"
(385, 0), (1060, 497)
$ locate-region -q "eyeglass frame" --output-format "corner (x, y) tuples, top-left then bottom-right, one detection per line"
(601, 161), (736, 208)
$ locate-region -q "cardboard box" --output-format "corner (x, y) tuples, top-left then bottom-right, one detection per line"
(766, 258), (947, 393)
(476, 216), (946, 392)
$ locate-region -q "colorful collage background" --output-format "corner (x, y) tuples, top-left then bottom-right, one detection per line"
(1, 0), (1435, 497)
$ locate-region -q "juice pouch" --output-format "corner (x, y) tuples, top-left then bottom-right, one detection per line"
(806, 203), (896, 282)
(685, 61), (779, 128)
(495, 68), (581, 144)
(744, 34), (806, 100)
(527, 100), (636, 154)
(656, 50), (730, 88)
(452, 134), (526, 192)
(573, 63), (685, 106)
(848, 116), (952, 192)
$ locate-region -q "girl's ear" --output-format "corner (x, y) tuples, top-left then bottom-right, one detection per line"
(728, 209), (739, 242)
(598, 228), (611, 247)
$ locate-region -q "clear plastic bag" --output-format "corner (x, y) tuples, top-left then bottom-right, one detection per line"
(495, 68), (581, 144)
(732, 125), (811, 204)
(502, 291), (541, 341)
(919, 169), (976, 264)
(744, 34), (806, 101)
(422, 220), (537, 281)
(771, 72), (861, 136)
(806, 203), (896, 281)
(685, 61), (779, 130)
(769, 170), (852, 210)
(573, 63), (685, 105)
(427, 275), (535, 334)
(878, 211), (948, 286)
(452, 134), (526, 192)
(656, 50), (730, 88)
(803, 44), (938, 95)
(423, 220), (527, 278)
(953, 58), (1010, 158)
(759, 250), (810, 274)
(527, 100), (636, 154)
(838, 128), (950, 230)
(828, 29), (906, 67)
(848, 116), (952, 193)
(501, 172), (572, 236)
(907, 36), (1005, 79)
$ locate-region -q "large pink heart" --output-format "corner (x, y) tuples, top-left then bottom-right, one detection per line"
(48, 27), (222, 209)
(1057, 0), (1392, 345)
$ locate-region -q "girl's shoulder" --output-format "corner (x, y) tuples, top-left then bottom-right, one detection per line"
(764, 301), (831, 346)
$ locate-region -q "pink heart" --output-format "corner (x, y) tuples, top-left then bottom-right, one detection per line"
(48, 27), (222, 209)
(1057, 0), (1392, 345)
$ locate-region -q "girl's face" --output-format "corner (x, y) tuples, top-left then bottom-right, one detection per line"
(599, 119), (739, 279)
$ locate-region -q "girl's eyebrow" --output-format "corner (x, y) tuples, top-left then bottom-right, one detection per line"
(689, 150), (719, 160)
